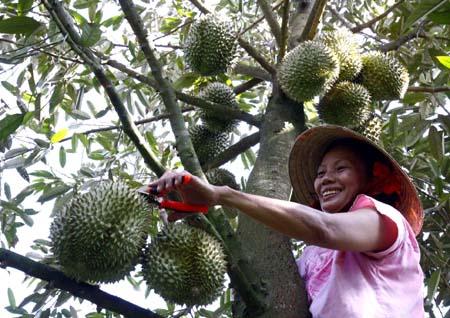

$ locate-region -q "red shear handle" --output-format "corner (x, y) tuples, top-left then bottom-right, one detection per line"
(159, 200), (208, 213)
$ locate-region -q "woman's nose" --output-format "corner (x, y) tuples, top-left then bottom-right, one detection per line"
(321, 170), (336, 183)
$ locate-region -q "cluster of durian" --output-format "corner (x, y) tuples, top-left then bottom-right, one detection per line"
(142, 223), (227, 306)
(50, 182), (228, 306)
(278, 28), (410, 140)
(183, 14), (240, 164)
(50, 182), (151, 283)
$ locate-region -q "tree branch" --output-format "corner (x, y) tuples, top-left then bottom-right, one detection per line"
(103, 59), (261, 127)
(327, 6), (354, 30)
(278, 0), (290, 61)
(257, 0), (282, 48)
(43, 0), (165, 177)
(351, 0), (405, 33)
(0, 249), (162, 318)
(188, 0), (209, 14)
(233, 78), (263, 95)
(232, 63), (271, 81)
(202, 132), (260, 171)
(407, 86), (450, 93)
(379, 28), (424, 52)
(289, 0), (328, 48)
(240, 1), (285, 36)
(118, 0), (203, 177)
(176, 92), (262, 127)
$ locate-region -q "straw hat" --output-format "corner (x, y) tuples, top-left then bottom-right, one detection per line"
(288, 125), (423, 235)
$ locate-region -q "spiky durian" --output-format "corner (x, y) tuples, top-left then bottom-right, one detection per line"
(190, 125), (229, 165)
(358, 52), (409, 100)
(317, 81), (372, 128)
(142, 223), (227, 306)
(199, 82), (239, 132)
(354, 112), (383, 143)
(319, 28), (362, 81)
(184, 15), (237, 76)
(50, 182), (151, 283)
(278, 40), (340, 102)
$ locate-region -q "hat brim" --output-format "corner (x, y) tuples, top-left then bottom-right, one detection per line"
(288, 125), (423, 235)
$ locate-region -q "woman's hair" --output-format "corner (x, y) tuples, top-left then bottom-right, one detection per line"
(322, 138), (400, 207)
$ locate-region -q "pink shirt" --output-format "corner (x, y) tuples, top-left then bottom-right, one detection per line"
(297, 194), (424, 318)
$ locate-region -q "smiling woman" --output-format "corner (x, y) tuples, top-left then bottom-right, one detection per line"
(149, 125), (425, 318)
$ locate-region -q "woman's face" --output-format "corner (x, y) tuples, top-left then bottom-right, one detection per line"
(314, 145), (368, 213)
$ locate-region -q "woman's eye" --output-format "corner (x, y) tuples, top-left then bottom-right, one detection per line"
(316, 171), (325, 177)
(337, 166), (347, 172)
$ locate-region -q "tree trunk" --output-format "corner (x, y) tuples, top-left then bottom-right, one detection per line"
(235, 83), (310, 317)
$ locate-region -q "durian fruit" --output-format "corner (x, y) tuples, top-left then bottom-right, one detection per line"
(358, 52), (409, 100)
(190, 125), (230, 165)
(50, 182), (151, 283)
(206, 168), (240, 190)
(278, 40), (340, 102)
(142, 223), (227, 306)
(317, 81), (372, 128)
(184, 15), (237, 76)
(199, 82), (239, 133)
(354, 112), (383, 143)
(319, 28), (362, 81)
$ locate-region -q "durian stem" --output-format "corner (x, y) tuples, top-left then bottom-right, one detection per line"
(0, 248), (163, 318)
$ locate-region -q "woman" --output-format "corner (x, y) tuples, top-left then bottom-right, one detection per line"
(148, 125), (425, 317)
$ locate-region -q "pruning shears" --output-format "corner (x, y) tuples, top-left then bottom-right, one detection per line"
(137, 175), (209, 214)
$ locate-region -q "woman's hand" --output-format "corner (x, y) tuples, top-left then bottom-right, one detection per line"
(148, 170), (220, 207)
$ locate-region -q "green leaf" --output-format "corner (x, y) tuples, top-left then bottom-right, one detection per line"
(436, 56), (450, 69)
(80, 23), (101, 47)
(7, 288), (16, 308)
(160, 16), (181, 33)
(4, 147), (29, 159)
(49, 83), (64, 113)
(0, 114), (25, 142)
(59, 146), (67, 167)
(427, 268), (441, 301)
(74, 0), (99, 9)
(173, 72), (199, 90)
(18, 213), (33, 226)
(429, 9), (450, 24)
(70, 109), (91, 120)
(428, 126), (444, 161)
(4, 183), (11, 200)
(0, 16), (42, 35)
(55, 291), (72, 307)
(18, 0), (34, 16)
(38, 184), (72, 203)
(402, 92), (427, 105)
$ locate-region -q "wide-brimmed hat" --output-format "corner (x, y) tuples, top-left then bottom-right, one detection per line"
(288, 125), (423, 235)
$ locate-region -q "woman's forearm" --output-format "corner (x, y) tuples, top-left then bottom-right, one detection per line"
(216, 186), (328, 245)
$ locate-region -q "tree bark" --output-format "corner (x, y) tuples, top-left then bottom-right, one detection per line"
(235, 83), (310, 317)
